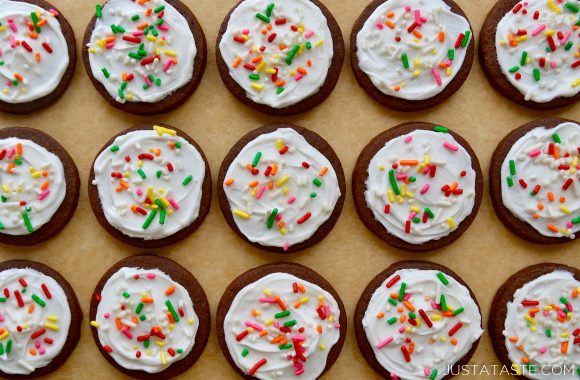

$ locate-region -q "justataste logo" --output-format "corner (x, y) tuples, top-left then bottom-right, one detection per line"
(447, 364), (577, 376)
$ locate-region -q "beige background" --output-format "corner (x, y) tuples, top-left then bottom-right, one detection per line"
(1, 0), (578, 378)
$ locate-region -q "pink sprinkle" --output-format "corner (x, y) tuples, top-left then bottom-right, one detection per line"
(35, 341), (41, 348)
(256, 185), (266, 199)
(432, 68), (442, 86)
(8, 19), (17, 33)
(376, 336), (393, 349)
(560, 31), (571, 45)
(532, 24), (546, 36)
(245, 321), (263, 331)
(158, 24), (170, 31)
(550, 61), (557, 69)
(528, 149), (541, 157)
(375, 22), (384, 30)
(295, 368), (304, 376)
(37, 189), (50, 201)
(168, 198), (180, 210)
(294, 74), (303, 81)
(9, 35), (16, 49)
(566, 302), (573, 312)
(567, 222), (573, 229)
(274, 321), (280, 328)
(258, 297), (276, 303)
(0, 49), (3, 58)
(325, 304), (330, 317)
(144, 74), (152, 87)
(7, 148), (15, 159)
(422, 165), (431, 175)
(408, 211), (417, 220)
(49, 8), (59, 17)
(557, 310), (566, 319)
(136, 188), (143, 196)
(121, 328), (133, 339)
(287, 196), (296, 204)
(163, 60), (173, 72)
(420, 184), (430, 194)
(539, 346), (547, 354)
(242, 28), (250, 35)
(543, 310), (549, 316)
(304, 30), (314, 39)
(391, 373), (400, 380)
(104, 313), (110, 319)
(405, 5), (411, 12)
(443, 141), (459, 152)
(431, 301), (438, 309)
(146, 273), (156, 279)
(404, 294), (411, 301)
(424, 368), (431, 376)
(334, 323), (340, 328)
(275, 213), (282, 221)
(105, 42), (115, 49)
(0, 315), (4, 322)
(292, 336), (306, 342)
(39, 347), (46, 355)
(283, 241), (290, 251)
(396, 173), (408, 180)
(133, 31), (144, 37)
(445, 59), (452, 67)
(414, 10), (422, 25)
(404, 135), (413, 143)
(398, 326), (405, 333)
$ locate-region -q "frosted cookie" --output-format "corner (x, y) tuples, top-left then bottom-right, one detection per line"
(89, 255), (210, 379)
(0, 127), (79, 246)
(352, 122), (483, 252)
(0, 259), (82, 379)
(217, 124), (345, 253)
(216, 0), (344, 115)
(82, 0), (207, 115)
(216, 262), (346, 379)
(0, 0), (76, 114)
(490, 118), (580, 244)
(88, 124), (211, 248)
(351, 0), (475, 111)
(488, 263), (580, 379)
(354, 261), (483, 380)
(479, 0), (579, 109)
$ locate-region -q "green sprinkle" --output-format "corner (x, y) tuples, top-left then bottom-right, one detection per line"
(509, 160), (516, 176)
(151, 29), (158, 37)
(0, 343), (3, 356)
(176, 349), (184, 354)
(507, 176), (514, 187)
(0, 297), (5, 302)
(140, 314), (147, 321)
(175, 141), (181, 149)
(128, 52), (141, 60)
(252, 151), (262, 167)
(31, 294), (46, 307)
(387, 317), (397, 325)
(155, 199), (165, 210)
(159, 209), (166, 225)
(389, 169), (400, 195)
(310, 192), (317, 198)
(437, 272), (449, 285)
(165, 300), (180, 322)
(413, 217), (420, 224)
(143, 337), (150, 346)
(425, 208), (435, 219)
(148, 73), (155, 82)
(182, 175), (193, 186)
(13, 159), (22, 165)
(388, 298), (397, 306)
(577, 367), (580, 377)
(509, 66), (519, 73)
(565, 1), (579, 12)
(571, 217), (580, 224)
(22, 212), (33, 233)
(564, 41), (573, 51)
(560, 297), (569, 305)
(249, 74), (260, 80)
(101, 68), (110, 78)
(313, 178), (322, 187)
(0, 62), (4, 66)
(409, 176), (416, 183)
(255, 13), (270, 23)
(409, 312), (416, 319)
(31, 12), (40, 33)
(533, 68), (541, 81)
(461, 30), (470, 48)
(276, 87), (285, 95)
(143, 209), (157, 229)
(275, 310), (290, 318)
(136, 302), (144, 314)
(448, 49), (454, 60)
(1, 196), (7, 203)
(5, 340), (11, 354)
(284, 320), (297, 327)
(22, 288), (26, 294)
(157, 19), (164, 26)
(305, 41), (312, 49)
(552, 134), (561, 144)
(434, 125), (448, 133)
(398, 282), (406, 301)
(121, 81), (127, 91)
(279, 343), (292, 350)
(96, 4), (102, 18)
(154, 5), (166, 13)
(402, 52), (409, 69)
(110, 24), (118, 34)
(546, 329), (551, 337)
(286, 45), (300, 65)
(0, 222), (3, 231)
(266, 3), (275, 17)
(118, 88), (125, 100)
(267, 208), (278, 229)
(241, 348), (249, 357)
(156, 170), (162, 179)
(520, 51), (528, 66)
(454, 307), (465, 315)
(430, 369), (438, 380)
(143, 84), (149, 90)
(440, 294), (447, 312)
(137, 169), (146, 179)
(122, 291), (130, 298)
(131, 14), (140, 21)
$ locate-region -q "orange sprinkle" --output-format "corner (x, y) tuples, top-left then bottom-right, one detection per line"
(142, 297), (154, 303)
(233, 57), (242, 68)
(274, 296), (286, 311)
(319, 167), (328, 176)
(246, 164), (254, 171)
(37, 18), (47, 27)
(573, 289), (578, 298)
(0, 328), (4, 335)
(115, 318), (122, 330)
(442, 311), (455, 317)
(120, 180), (129, 189)
(394, 85), (401, 92)
(377, 312), (384, 319)
(409, 341), (415, 354)
(386, 20), (395, 29)
(41, 181), (49, 190)
(397, 307), (403, 313)
(558, 316), (566, 323)
(132, 316), (138, 324)
(252, 55), (263, 64)
(450, 182), (458, 191)
(105, 36), (116, 43)
(509, 33), (517, 47)
(279, 43), (286, 50)
(259, 330), (268, 337)
(387, 11), (395, 18)
(167, 312), (175, 324)
(390, 293), (398, 299)
(403, 301), (415, 312)
(7, 162), (15, 173)
(533, 213), (540, 219)
(560, 196), (566, 203)
(29, 349), (37, 356)
(522, 356), (529, 364)
(548, 224), (559, 233)
(137, 22), (149, 30)
(249, 180), (259, 188)
(537, 202), (544, 210)
(400, 315), (406, 323)
(261, 28), (267, 35)
(413, 30), (422, 39)
(297, 67), (307, 75)
(146, 8), (152, 16)
(548, 192), (555, 202)
(439, 31), (445, 42)
(251, 308), (258, 317)
(271, 336), (283, 344)
(225, 178), (235, 186)
(155, 148), (161, 157)
(165, 286), (175, 296)
(297, 284), (305, 293)
(29, 32), (38, 39)
(450, 338), (457, 345)
(278, 221), (285, 229)
(553, 146), (560, 159)
(42, 170), (48, 177)
(438, 62), (447, 69)
(267, 181), (274, 190)
(517, 345), (524, 351)
(561, 342), (568, 354)
(276, 79), (286, 87)
(400, 160), (419, 166)
(271, 164), (278, 176)
(28, 304), (35, 314)
(14, 74), (23, 82)
(267, 24), (272, 30)
(317, 325), (323, 334)
(16, 143), (22, 154)
(293, 301), (301, 308)
(307, 59), (312, 67)
(509, 336), (519, 343)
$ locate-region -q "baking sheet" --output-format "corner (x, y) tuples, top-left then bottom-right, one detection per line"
(0, 0), (578, 378)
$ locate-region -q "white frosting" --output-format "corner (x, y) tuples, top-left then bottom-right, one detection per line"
(223, 128), (341, 250)
(92, 127), (205, 240)
(87, 0), (196, 103)
(93, 267), (199, 373)
(500, 122), (580, 239)
(364, 129), (477, 244)
(0, 137), (66, 236)
(356, 0), (472, 100)
(495, 0), (580, 103)
(0, 268), (72, 375)
(362, 268), (483, 380)
(223, 272), (341, 379)
(0, 0), (69, 103)
(503, 270), (580, 379)
(218, 0), (334, 108)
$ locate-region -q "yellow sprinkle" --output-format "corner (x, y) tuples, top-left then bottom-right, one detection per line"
(283, 187), (289, 195)
(447, 218), (455, 228)
(265, 319), (274, 326)
(319, 344), (326, 350)
(328, 315), (333, 322)
(410, 206), (420, 213)
(417, 163), (426, 173)
(156, 340), (165, 347)
(147, 186), (155, 201)
(90, 321), (100, 328)
(560, 205), (571, 214)
(251, 83), (264, 91)
(407, 191), (415, 199)
(47, 315), (58, 322)
(515, 35), (528, 42)
(276, 139), (283, 151)
(159, 197), (170, 208)
(277, 176), (289, 187)
(0, 332), (10, 340)
(161, 351), (167, 365)
(500, 40), (506, 46)
(446, 67), (452, 77)
(233, 209), (251, 219)
(379, 165), (385, 171)
(127, 93), (133, 101)
(280, 228), (287, 235)
(146, 349), (152, 356)
(300, 296), (309, 304)
(396, 195), (404, 204)
(572, 79), (580, 88)
(44, 323), (59, 331)
(431, 315), (442, 321)
(153, 125), (176, 136)
(387, 190), (395, 203)
(547, 0), (561, 13)
(424, 155), (431, 164)
(315, 39), (324, 47)
(544, 29), (556, 36)
(401, 184), (407, 197)
(263, 289), (272, 296)
(440, 336), (447, 342)
(265, 68), (276, 74)
(257, 61), (266, 72)
(89, 47), (96, 53)
(147, 35), (157, 42)
(413, 70), (421, 78)
(543, 305), (552, 311)
(0, 26), (6, 32)
(562, 332), (569, 338)
(414, 58), (421, 67)
(524, 314), (536, 325)
(164, 50), (177, 57)
(188, 318), (194, 325)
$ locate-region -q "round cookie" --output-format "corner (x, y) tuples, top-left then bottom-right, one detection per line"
(351, 0), (475, 111)
(82, 0), (207, 115)
(489, 117), (579, 244)
(488, 263), (580, 380)
(88, 124), (211, 248)
(0, 0), (76, 114)
(0, 259), (82, 379)
(355, 261), (483, 380)
(352, 122), (483, 252)
(217, 124), (345, 253)
(216, 262), (347, 379)
(89, 254), (210, 379)
(0, 127), (79, 246)
(479, 0), (580, 109)
(216, 0), (344, 115)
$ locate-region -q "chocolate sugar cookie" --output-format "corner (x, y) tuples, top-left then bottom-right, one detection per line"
(88, 124), (211, 248)
(489, 117), (579, 244)
(352, 122), (483, 252)
(218, 124), (345, 253)
(0, 0), (76, 114)
(216, 0), (344, 115)
(0, 127), (79, 246)
(479, 0), (579, 109)
(82, 0), (207, 115)
(489, 263), (580, 379)
(89, 254), (210, 379)
(351, 0), (475, 111)
(0, 259), (82, 379)
(216, 262), (347, 379)
(355, 261), (483, 380)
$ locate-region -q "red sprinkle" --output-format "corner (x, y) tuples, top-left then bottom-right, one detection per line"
(455, 33), (464, 49)
(264, 166), (272, 176)
(138, 153), (154, 160)
(18, 278), (27, 287)
(279, 146), (289, 155)
(448, 322), (463, 336)
(429, 165), (436, 178)
(384, 204), (390, 214)
(405, 220), (411, 234)
(168, 348), (176, 357)
(519, 179), (528, 189)
(249, 359), (268, 376)
(14, 290), (24, 307)
(301, 162), (310, 169)
(104, 345), (113, 353)
(244, 63), (256, 71)
(297, 212), (311, 225)
(386, 274), (401, 288)
(31, 329), (46, 339)
(44, 338), (53, 345)
(268, 33), (277, 43)
(233, 35), (245, 44)
(22, 41), (33, 53)
(401, 345), (411, 362)
(236, 330), (249, 341)
(563, 178), (573, 191)
(522, 300), (539, 306)
(275, 18), (286, 25)
(513, 3), (523, 13)
(419, 309), (433, 328)
(547, 35), (556, 52)
(140, 56), (155, 66)
(42, 42), (53, 54)
(167, 163), (174, 172)
(317, 307), (326, 320)
(122, 36), (142, 44)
